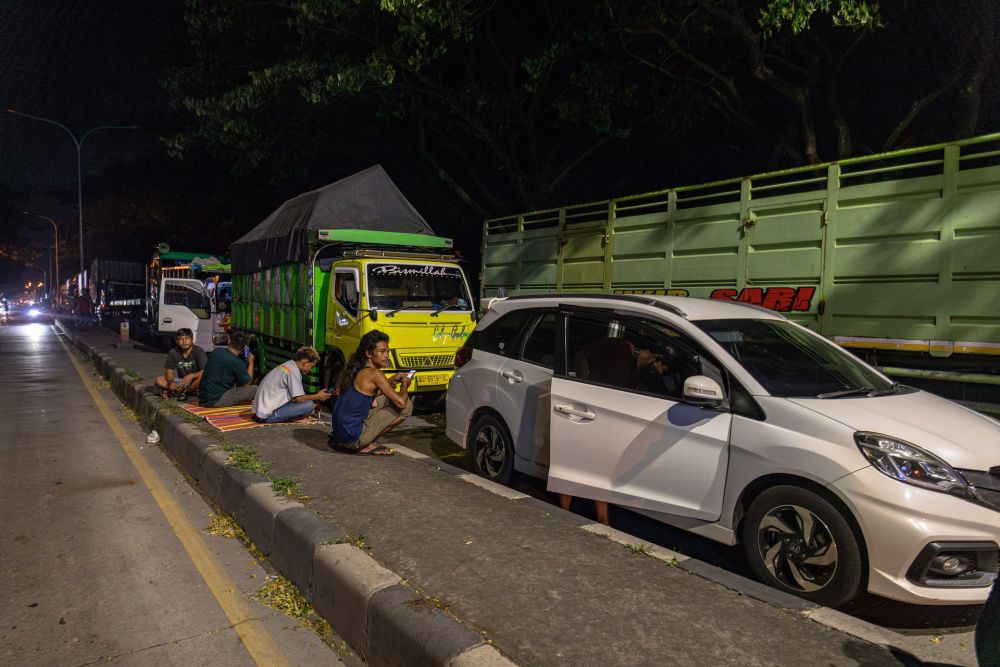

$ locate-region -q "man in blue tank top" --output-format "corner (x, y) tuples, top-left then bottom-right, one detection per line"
(330, 331), (412, 456)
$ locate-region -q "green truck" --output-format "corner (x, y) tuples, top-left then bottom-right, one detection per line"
(481, 133), (1000, 409)
(230, 166), (476, 399)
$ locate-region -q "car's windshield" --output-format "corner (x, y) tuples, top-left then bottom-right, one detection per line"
(695, 319), (894, 398)
(366, 263), (471, 312)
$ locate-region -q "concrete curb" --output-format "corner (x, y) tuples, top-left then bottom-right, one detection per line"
(56, 320), (514, 667)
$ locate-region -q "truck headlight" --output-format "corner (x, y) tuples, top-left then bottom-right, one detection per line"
(854, 432), (967, 493)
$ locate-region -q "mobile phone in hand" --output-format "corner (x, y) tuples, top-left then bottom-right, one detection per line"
(405, 369), (417, 380)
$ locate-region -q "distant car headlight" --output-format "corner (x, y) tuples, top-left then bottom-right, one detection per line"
(855, 432), (968, 494)
(28, 308), (40, 317)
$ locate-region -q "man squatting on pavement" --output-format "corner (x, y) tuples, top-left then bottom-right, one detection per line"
(154, 328), (207, 400)
(252, 346), (331, 424)
(198, 331), (257, 407)
(328, 331), (413, 456)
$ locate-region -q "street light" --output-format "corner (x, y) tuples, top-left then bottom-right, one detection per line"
(7, 109), (139, 295)
(24, 212), (59, 305)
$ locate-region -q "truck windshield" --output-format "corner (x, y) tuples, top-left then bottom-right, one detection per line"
(164, 282), (212, 319)
(695, 319), (894, 398)
(366, 263), (471, 312)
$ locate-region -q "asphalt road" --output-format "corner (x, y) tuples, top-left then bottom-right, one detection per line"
(0, 321), (353, 666)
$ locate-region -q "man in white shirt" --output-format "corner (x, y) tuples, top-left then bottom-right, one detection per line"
(252, 346), (331, 423)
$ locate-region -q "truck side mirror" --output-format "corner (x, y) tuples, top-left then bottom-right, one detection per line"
(682, 375), (724, 408)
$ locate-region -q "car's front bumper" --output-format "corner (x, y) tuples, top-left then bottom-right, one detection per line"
(832, 466), (999, 604)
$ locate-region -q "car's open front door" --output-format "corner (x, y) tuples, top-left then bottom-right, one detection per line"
(546, 306), (732, 522)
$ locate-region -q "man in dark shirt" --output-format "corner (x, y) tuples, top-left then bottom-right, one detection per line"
(199, 332), (257, 407)
(154, 328), (208, 400)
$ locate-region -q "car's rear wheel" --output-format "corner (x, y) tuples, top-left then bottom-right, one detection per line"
(469, 414), (514, 485)
(742, 485), (863, 607)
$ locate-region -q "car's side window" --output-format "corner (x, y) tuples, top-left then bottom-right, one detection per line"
(565, 312), (710, 400)
(469, 309), (534, 356)
(520, 311), (556, 369)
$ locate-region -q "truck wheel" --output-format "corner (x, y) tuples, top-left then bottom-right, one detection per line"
(469, 414), (514, 485)
(742, 485), (863, 608)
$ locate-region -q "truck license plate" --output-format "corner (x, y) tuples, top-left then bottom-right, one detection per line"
(417, 373), (450, 387)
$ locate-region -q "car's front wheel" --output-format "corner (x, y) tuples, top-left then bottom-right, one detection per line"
(742, 485), (864, 607)
(469, 414), (514, 485)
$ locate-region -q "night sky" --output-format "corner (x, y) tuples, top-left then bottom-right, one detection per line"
(2, 1), (998, 297)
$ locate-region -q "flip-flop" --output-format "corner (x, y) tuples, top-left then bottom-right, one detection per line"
(356, 445), (394, 457)
(326, 440), (354, 454)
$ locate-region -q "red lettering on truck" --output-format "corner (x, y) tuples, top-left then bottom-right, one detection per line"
(710, 286), (816, 313)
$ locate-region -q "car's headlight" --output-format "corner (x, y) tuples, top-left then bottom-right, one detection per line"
(28, 308), (39, 317)
(855, 432), (967, 493)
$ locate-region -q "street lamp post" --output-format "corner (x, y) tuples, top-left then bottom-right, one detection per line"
(25, 212), (59, 305)
(7, 109), (138, 295)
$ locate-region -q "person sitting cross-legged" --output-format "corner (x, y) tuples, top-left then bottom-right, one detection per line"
(328, 331), (413, 456)
(154, 328), (207, 400)
(252, 346), (330, 423)
(198, 332), (257, 407)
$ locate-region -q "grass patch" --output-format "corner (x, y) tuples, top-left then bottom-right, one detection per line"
(206, 513), (350, 655)
(160, 400), (205, 426)
(335, 533), (369, 551)
(124, 368), (143, 381)
(623, 543), (654, 556)
(251, 575), (351, 656)
(271, 476), (307, 501)
(223, 445), (269, 475)
(205, 511), (265, 561)
(206, 512), (244, 539)
(118, 406), (140, 422)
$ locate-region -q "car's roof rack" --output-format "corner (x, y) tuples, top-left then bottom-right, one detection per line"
(502, 292), (687, 319)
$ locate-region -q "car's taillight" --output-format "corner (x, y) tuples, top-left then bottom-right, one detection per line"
(454, 346), (472, 368)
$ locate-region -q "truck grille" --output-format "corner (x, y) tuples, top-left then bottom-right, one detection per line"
(398, 353), (454, 368)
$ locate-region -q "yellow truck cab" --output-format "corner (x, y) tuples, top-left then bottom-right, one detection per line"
(230, 166), (475, 404)
(321, 237), (475, 397)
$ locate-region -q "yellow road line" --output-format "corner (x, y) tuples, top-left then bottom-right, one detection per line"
(58, 335), (291, 667)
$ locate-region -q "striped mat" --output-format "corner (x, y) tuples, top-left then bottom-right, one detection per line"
(179, 402), (320, 432)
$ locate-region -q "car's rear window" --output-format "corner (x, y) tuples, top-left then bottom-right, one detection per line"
(468, 309), (534, 356)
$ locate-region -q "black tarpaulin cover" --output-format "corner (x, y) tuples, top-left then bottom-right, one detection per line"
(231, 165), (435, 273)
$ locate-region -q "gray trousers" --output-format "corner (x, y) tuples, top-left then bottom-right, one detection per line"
(210, 385), (258, 407)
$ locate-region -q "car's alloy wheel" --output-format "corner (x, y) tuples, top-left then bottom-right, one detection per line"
(755, 504), (838, 592)
(469, 415), (513, 484)
(743, 485), (863, 607)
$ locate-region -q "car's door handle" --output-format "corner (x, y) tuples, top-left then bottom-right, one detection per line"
(553, 404), (596, 421)
(162, 317), (172, 323)
(501, 370), (523, 384)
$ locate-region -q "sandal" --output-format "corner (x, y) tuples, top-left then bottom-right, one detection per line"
(356, 445), (394, 457)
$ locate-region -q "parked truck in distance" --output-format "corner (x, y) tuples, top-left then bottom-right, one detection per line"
(481, 133), (1000, 410)
(144, 247), (231, 350)
(230, 166), (476, 402)
(88, 259), (145, 328)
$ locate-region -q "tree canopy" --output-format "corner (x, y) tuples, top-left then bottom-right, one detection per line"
(165, 0), (1000, 218)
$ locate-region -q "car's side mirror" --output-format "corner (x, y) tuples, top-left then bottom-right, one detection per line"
(683, 375), (725, 407)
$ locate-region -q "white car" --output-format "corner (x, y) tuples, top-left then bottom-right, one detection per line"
(446, 294), (1000, 606)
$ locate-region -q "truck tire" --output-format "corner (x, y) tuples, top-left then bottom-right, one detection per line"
(742, 485), (864, 608)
